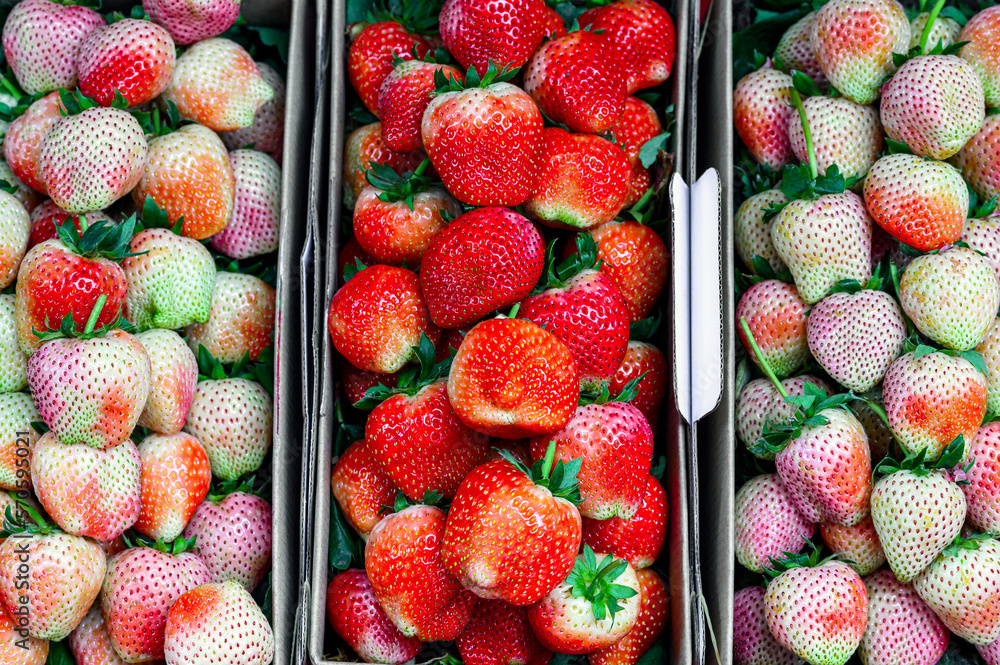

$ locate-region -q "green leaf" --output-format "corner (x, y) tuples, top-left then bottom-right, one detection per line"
(249, 26), (289, 62)
(733, 7), (811, 82)
(638, 132), (669, 168)
(886, 139), (912, 155)
(791, 70), (821, 97)
(329, 497), (361, 570)
(45, 640), (74, 665)
(960, 350), (989, 376)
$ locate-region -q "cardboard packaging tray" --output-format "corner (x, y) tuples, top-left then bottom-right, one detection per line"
(302, 1), (703, 663)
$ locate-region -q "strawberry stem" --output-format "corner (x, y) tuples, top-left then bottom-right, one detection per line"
(739, 316), (789, 399)
(414, 157), (431, 178)
(541, 440), (556, 479)
(83, 294), (107, 336)
(919, 0), (948, 54)
(790, 88), (817, 180)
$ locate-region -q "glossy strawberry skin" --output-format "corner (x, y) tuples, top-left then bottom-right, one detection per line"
(353, 185), (462, 268)
(582, 474), (667, 569)
(439, 0), (549, 74)
(26, 201), (112, 251)
(343, 123), (425, 209)
(456, 599), (552, 665)
(331, 439), (399, 540)
(441, 459), (582, 605)
(378, 60), (464, 153)
(608, 97), (664, 206)
(134, 432), (212, 542)
(77, 19), (176, 107)
(579, 0), (677, 94)
(349, 21), (431, 116)
(2, 92), (63, 194)
(588, 569), (669, 665)
(587, 221), (669, 322)
(609, 341), (667, 430)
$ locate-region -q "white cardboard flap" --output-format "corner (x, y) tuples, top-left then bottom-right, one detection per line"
(690, 168), (723, 422)
(670, 173), (691, 423)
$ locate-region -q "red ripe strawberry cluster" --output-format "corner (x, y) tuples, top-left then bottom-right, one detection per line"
(324, 0), (675, 663)
(0, 0), (285, 662)
(732, 0), (1000, 663)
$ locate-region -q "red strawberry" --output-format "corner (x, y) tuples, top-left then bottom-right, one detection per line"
(183, 491), (272, 591)
(422, 66), (543, 206)
(209, 149), (281, 259)
(524, 128), (631, 230)
(860, 568), (950, 665)
(420, 207), (545, 328)
(578, 0), (676, 94)
(524, 29), (627, 134)
(340, 363), (400, 409)
(77, 18), (176, 107)
(820, 515), (886, 576)
(441, 444), (583, 605)
(220, 61), (285, 160)
(439, 0), (549, 74)
(456, 599), (551, 665)
(733, 585), (802, 665)
(328, 265), (439, 374)
(184, 272), (276, 363)
(608, 341), (667, 430)
(142, 0), (240, 45)
(960, 6), (1000, 107)
(367, 380), (490, 500)
(26, 200), (112, 251)
(2, 91), (64, 194)
(736, 280), (809, 380)
(343, 122), (424, 209)
(447, 318), (578, 439)
(587, 568), (668, 665)
(733, 67), (794, 169)
(1, 0), (105, 94)
(529, 402), (652, 520)
(366, 504), (475, 640)
(527, 547), (641, 654)
(518, 265), (630, 390)
(102, 544), (211, 662)
(163, 580), (273, 665)
(134, 432), (211, 542)
(136, 328), (199, 435)
(348, 20), (431, 117)
(950, 113), (1000, 203)
(331, 439), (398, 540)
(581, 474), (667, 569)
(540, 6), (566, 39)
(378, 60), (463, 153)
(586, 220), (668, 322)
(326, 569), (422, 665)
(338, 236), (379, 286)
(607, 96), (663, 207)
(735, 474), (815, 574)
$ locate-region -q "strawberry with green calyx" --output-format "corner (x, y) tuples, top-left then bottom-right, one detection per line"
(354, 159), (463, 267)
(737, 375), (832, 461)
(741, 317), (872, 527)
(908, 1), (962, 51)
(609, 340), (667, 430)
(441, 440), (583, 605)
(762, 547), (868, 665)
(347, 12), (434, 117)
(881, 345), (987, 462)
(770, 80), (873, 304)
(343, 122), (425, 210)
(422, 61), (542, 206)
(870, 436), (969, 583)
(27, 294), (152, 450)
(379, 59), (464, 153)
(736, 279), (810, 380)
(527, 545), (641, 654)
(16, 214), (135, 353)
(588, 568), (668, 665)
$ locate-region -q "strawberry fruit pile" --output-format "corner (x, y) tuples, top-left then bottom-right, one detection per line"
(0, 0), (286, 663)
(323, 1), (676, 663)
(732, 0), (1000, 663)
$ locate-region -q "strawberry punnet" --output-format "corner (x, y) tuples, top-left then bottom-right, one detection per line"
(348, 18), (432, 117)
(734, 474), (815, 574)
(327, 569), (422, 665)
(859, 568), (949, 665)
(422, 63), (543, 206)
(441, 441), (584, 605)
(439, 0), (549, 75)
(379, 60), (464, 154)
(142, 0), (240, 44)
(77, 18), (176, 108)
(456, 599), (551, 665)
(578, 0), (676, 94)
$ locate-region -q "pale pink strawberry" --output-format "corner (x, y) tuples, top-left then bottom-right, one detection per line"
(811, 0), (911, 105)
(0, 393), (39, 490)
(909, 12), (961, 50)
(0, 159), (43, 212)
(0, 533), (105, 640)
(959, 6), (1000, 107)
(122, 228), (218, 331)
(736, 280), (810, 379)
(820, 515), (886, 576)
(0, 191), (29, 291)
(39, 107), (147, 213)
(2, 92), (64, 194)
(185, 272), (275, 363)
(183, 492), (272, 591)
(881, 55), (985, 160)
(77, 18), (176, 108)
(1, 0), (105, 94)
(962, 217), (1000, 283)
(764, 560), (868, 664)
(143, 0), (240, 44)
(864, 153), (968, 253)
(788, 96), (883, 183)
(774, 12), (827, 90)
(859, 569), (950, 665)
(736, 376), (831, 460)
(735, 189), (787, 274)
(28, 329), (151, 450)
(30, 431), (141, 539)
(899, 246), (1000, 350)
(962, 423), (1000, 533)
(734, 474), (815, 574)
(882, 351), (986, 462)
(733, 68), (794, 169)
(162, 38), (273, 131)
(183, 378), (272, 481)
(0, 295), (28, 393)
(135, 432), (211, 543)
(870, 466), (966, 583)
(69, 604), (127, 665)
(951, 114), (1000, 201)
(136, 329), (198, 435)
(806, 289), (906, 392)
(132, 123), (235, 241)
(209, 150), (280, 259)
(164, 580), (273, 665)
(220, 62), (285, 160)
(983, 639), (1000, 665)
(0, 603), (46, 663)
(102, 546), (211, 662)
(979, 319), (1000, 416)
(913, 535), (1000, 645)
(771, 191), (873, 304)
(733, 586), (803, 665)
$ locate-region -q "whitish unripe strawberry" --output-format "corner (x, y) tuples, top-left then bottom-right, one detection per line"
(736, 280), (810, 379)
(978, 318), (1000, 416)
(184, 378), (272, 481)
(736, 376), (831, 460)
(0, 295), (27, 394)
(963, 423), (1000, 534)
(959, 6), (1000, 107)
(0, 393), (39, 490)
(136, 328), (198, 435)
(733, 68), (794, 169)
(951, 113), (1000, 201)
(962, 216), (1000, 283)
(220, 62), (285, 160)
(774, 12), (827, 90)
(909, 12), (960, 50)
(184, 272), (275, 364)
(209, 149), (281, 259)
(735, 189), (787, 274)
(0, 192), (30, 292)
(820, 515), (885, 576)
(858, 568), (949, 665)
(788, 97), (883, 183)
(733, 586), (804, 665)
(735, 474), (815, 574)
(143, 0), (240, 44)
